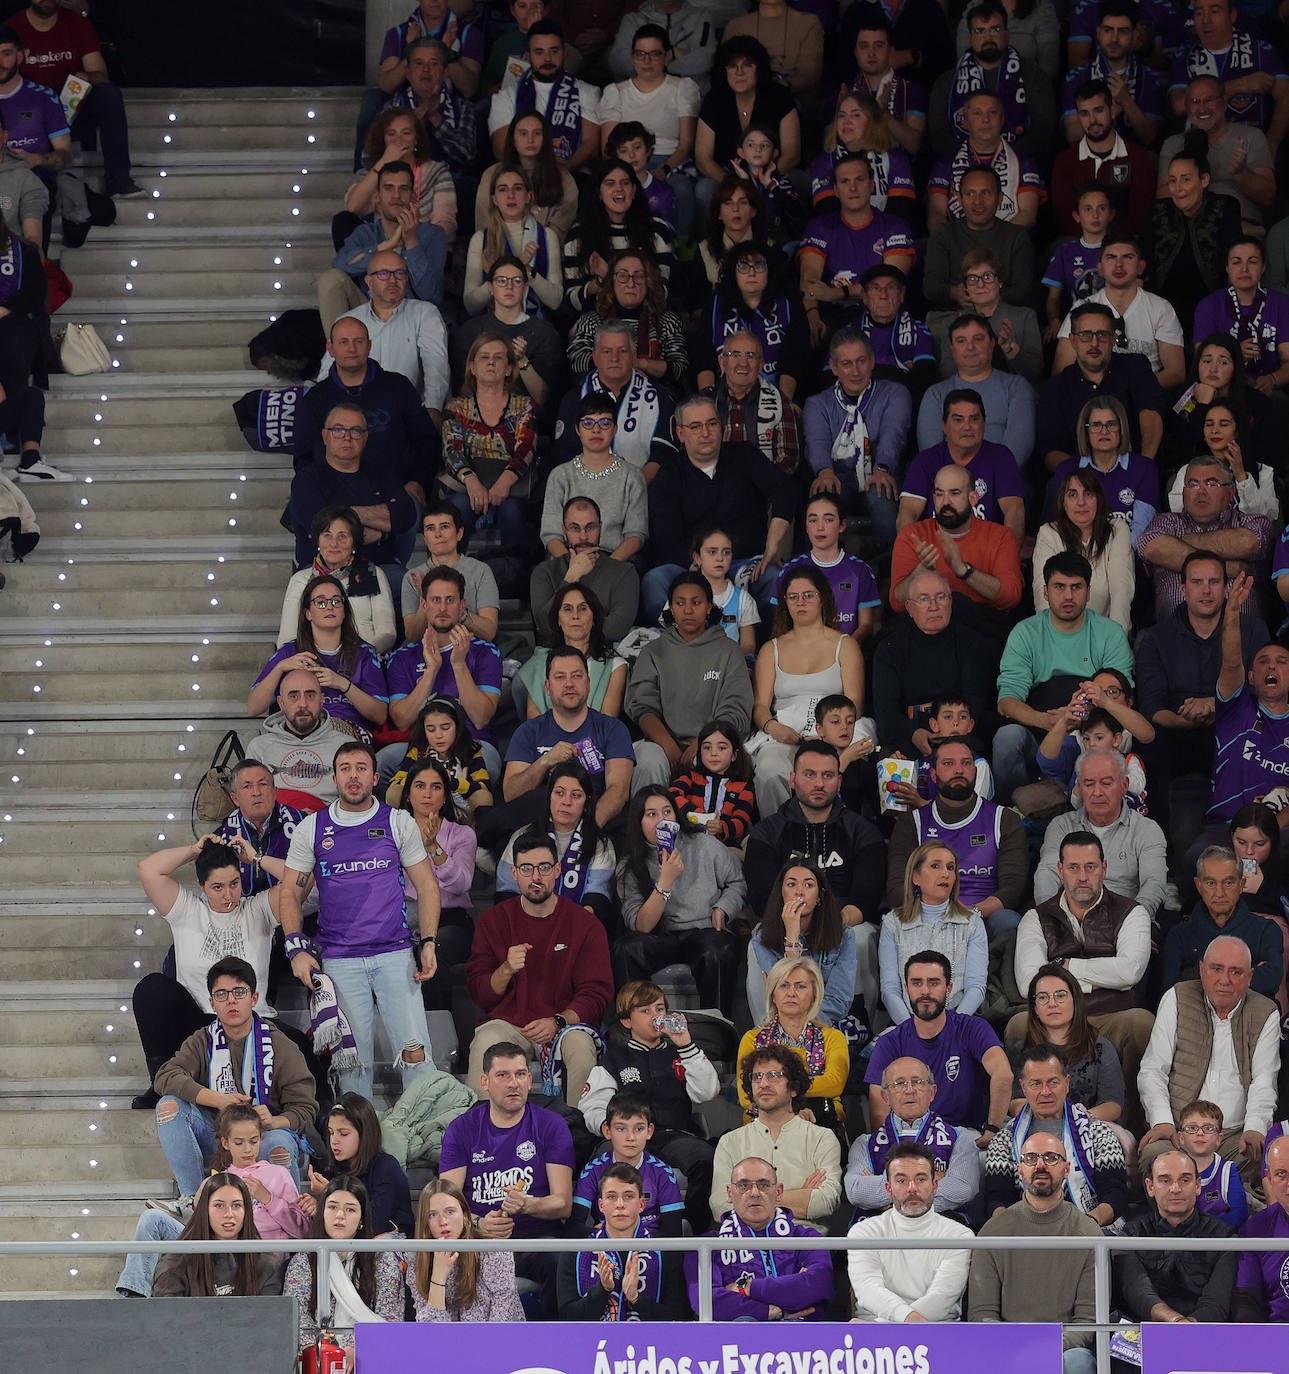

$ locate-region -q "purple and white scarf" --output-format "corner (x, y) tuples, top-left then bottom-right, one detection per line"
(0, 235), (24, 305)
(947, 140), (1023, 221)
(516, 69), (583, 160)
(208, 1012), (275, 1103)
(573, 1220), (663, 1318)
(951, 47), (1028, 141)
(829, 378), (873, 479)
(308, 970), (361, 1072)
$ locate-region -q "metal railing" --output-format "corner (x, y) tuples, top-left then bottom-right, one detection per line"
(5, 1228), (1287, 1368)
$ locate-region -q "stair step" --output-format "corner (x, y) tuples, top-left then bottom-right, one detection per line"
(31, 475), (289, 509)
(129, 93), (358, 129)
(79, 269), (321, 303)
(0, 1141), (166, 1181)
(12, 560), (286, 592)
(113, 192), (334, 227)
(63, 241), (334, 275)
(35, 495), (288, 534)
(0, 1106), (151, 1143)
(0, 1043), (146, 1078)
(132, 124), (348, 154)
(0, 950), (160, 981)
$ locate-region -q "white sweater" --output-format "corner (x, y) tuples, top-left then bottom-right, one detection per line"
(846, 1205), (972, 1322)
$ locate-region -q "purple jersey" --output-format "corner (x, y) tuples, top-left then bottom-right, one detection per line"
(573, 1149), (684, 1232)
(439, 1100), (576, 1238)
(865, 1010), (1002, 1128)
(1050, 452), (1160, 528)
(642, 174), (677, 226)
(255, 641), (388, 736)
(0, 78), (68, 164)
(1042, 239), (1106, 305)
(1193, 287), (1289, 380)
(1195, 1152), (1248, 1228)
(901, 441), (1023, 525)
(1171, 30), (1287, 128)
(380, 7), (484, 66)
(857, 308), (936, 372)
(386, 636), (503, 744)
(1208, 679), (1289, 822)
(1237, 1202), (1289, 1320)
(311, 801), (411, 957)
(913, 797), (1004, 906)
(773, 550), (880, 635)
(808, 147), (916, 213)
(799, 208), (914, 287)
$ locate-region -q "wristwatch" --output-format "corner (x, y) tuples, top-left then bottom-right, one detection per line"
(960, 562), (976, 581)
(982, 1122), (1004, 1134)
(553, 1014), (568, 1032)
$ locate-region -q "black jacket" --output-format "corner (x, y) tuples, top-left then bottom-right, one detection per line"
(1113, 1206), (1236, 1322)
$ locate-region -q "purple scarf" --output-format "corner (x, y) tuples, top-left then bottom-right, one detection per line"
(554, 819), (591, 904)
(711, 294), (791, 381)
(0, 236), (24, 305)
(207, 1012), (275, 1105)
(951, 47), (1029, 141)
(515, 69), (583, 160)
(573, 1220), (663, 1318)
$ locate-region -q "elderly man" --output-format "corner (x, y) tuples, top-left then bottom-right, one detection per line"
(1115, 1149), (1236, 1324)
(873, 569), (1000, 757)
(855, 266), (937, 391)
(1162, 78), (1275, 227)
(386, 37), (478, 174)
(983, 1043), (1129, 1226)
(924, 166), (1037, 311)
(992, 552), (1134, 803)
(245, 669), (348, 813)
(1139, 934), (1280, 1185)
(848, 1143), (972, 1322)
(214, 760), (304, 895)
(803, 326), (908, 545)
(927, 92), (1045, 229)
(553, 320), (677, 480)
(969, 1132), (1100, 1373)
(710, 330), (803, 476)
(845, 1057), (981, 1220)
(1233, 1135), (1289, 1320)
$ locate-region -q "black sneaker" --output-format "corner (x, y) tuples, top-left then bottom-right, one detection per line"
(131, 1088), (160, 1110)
(107, 178), (146, 198)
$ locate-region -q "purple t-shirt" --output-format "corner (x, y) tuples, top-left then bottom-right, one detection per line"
(1170, 31), (1287, 128)
(380, 7), (484, 66)
(1049, 452), (1160, 528)
(1192, 287), (1289, 380)
(1237, 1202), (1289, 1320)
(901, 441), (1023, 524)
(0, 78), (68, 164)
(865, 1011), (1002, 1128)
(254, 641), (388, 734)
(386, 637), (503, 744)
(773, 550), (880, 635)
(799, 208), (913, 286)
(506, 708), (634, 795)
(439, 1100), (576, 1237)
(1042, 240), (1105, 304)
(573, 1149), (684, 1232)
(1208, 679), (1289, 821)
(808, 147), (916, 213)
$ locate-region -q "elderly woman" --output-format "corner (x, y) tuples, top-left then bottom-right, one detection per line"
(1047, 395), (1159, 541)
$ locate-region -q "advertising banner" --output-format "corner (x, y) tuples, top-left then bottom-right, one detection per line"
(1143, 1322), (1289, 1374)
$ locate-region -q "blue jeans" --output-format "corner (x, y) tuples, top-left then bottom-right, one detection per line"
(444, 490), (529, 555)
(325, 947), (434, 1101)
(641, 557), (780, 626)
(837, 472), (898, 547)
(985, 907), (1024, 942)
(117, 1209), (182, 1296)
(991, 722), (1038, 805)
(155, 1097), (302, 1196)
(1062, 1349), (1095, 1374)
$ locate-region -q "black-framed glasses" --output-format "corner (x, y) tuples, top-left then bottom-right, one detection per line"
(324, 425), (367, 439)
(212, 987), (253, 1003)
(310, 595), (345, 609)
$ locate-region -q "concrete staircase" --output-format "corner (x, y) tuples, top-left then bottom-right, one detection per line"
(0, 85), (356, 1298)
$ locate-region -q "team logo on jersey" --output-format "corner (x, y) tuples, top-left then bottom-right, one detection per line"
(1119, 488), (1134, 507)
(1111, 163), (1128, 183)
(368, 828), (386, 838)
(321, 836), (334, 850)
(971, 833), (987, 845)
(944, 1055), (961, 1082)
(517, 1140), (536, 1161)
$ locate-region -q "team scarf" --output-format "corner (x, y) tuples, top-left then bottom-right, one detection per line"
(711, 295), (791, 381)
(1089, 49), (1144, 104)
(1011, 1101), (1099, 1214)
(0, 234), (23, 304)
(401, 4), (464, 57)
(717, 1206), (795, 1279)
(947, 140), (1023, 221)
(951, 47), (1028, 140)
(581, 369), (659, 469)
(208, 1012), (275, 1104)
(700, 772), (731, 821)
(857, 307), (924, 372)
(754, 1017), (827, 1078)
(829, 378), (873, 479)
(1185, 27), (1261, 113)
(309, 553), (380, 600)
(539, 1022), (605, 1096)
(1225, 285), (1273, 374)
(714, 378), (784, 461)
(574, 1220), (663, 1319)
(515, 69), (583, 160)
(484, 216), (549, 313)
(553, 819), (591, 904)
(866, 1111), (958, 1175)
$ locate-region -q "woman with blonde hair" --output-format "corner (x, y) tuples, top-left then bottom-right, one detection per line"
(1047, 393), (1158, 540)
(735, 954), (849, 1125)
(878, 842), (987, 1024)
(464, 164), (563, 315)
(811, 90), (914, 219)
(407, 1176), (524, 1321)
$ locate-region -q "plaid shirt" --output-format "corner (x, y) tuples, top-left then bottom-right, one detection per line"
(714, 380), (804, 476)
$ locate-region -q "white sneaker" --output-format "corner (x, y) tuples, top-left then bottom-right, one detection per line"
(145, 1194), (194, 1222)
(17, 458), (72, 482)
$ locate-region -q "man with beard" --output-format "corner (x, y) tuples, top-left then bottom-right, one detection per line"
(465, 831), (613, 1101)
(889, 463), (1022, 616)
(887, 737), (1027, 942)
(531, 496), (641, 644)
(1061, 7), (1163, 148)
(246, 669), (350, 812)
(1052, 80), (1156, 235)
(968, 1132), (1100, 1372)
(993, 552), (1133, 804)
(848, 1144), (973, 1321)
(488, 21), (602, 169)
(865, 951), (1013, 1142)
(0, 26), (69, 195)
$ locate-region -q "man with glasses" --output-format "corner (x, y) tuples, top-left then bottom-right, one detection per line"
(1137, 461), (1273, 624)
(969, 1131), (1100, 1373)
(1234, 1135), (1289, 1320)
(709, 1047), (842, 1228)
(465, 831), (613, 1101)
(1162, 79), (1275, 229)
(710, 330), (803, 475)
(855, 266), (936, 392)
(845, 1059), (980, 1221)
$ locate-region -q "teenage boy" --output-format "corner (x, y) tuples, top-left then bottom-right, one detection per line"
(773, 492), (881, 642)
(401, 500), (501, 642)
(572, 1092), (685, 1236)
(581, 980), (720, 1230)
(692, 524), (760, 655)
(1179, 1098), (1249, 1229)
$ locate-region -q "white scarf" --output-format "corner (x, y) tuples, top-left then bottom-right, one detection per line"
(948, 140), (1023, 220)
(717, 378), (783, 458)
(327, 1252), (386, 1330)
(829, 379), (873, 479)
(582, 369), (660, 470)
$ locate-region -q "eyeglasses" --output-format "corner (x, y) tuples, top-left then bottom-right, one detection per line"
(1180, 1123), (1221, 1136)
(964, 271), (997, 285)
(722, 348), (760, 361)
(1018, 1151), (1066, 1167)
(613, 270), (647, 284)
(212, 987), (252, 1003)
(1184, 478), (1233, 491)
(910, 592), (951, 606)
(681, 419), (722, 432)
(368, 268), (408, 281)
(1099, 685), (1124, 697)
(1086, 419), (1120, 431)
(1034, 990), (1071, 1005)
(515, 861), (557, 876)
(731, 1179), (776, 1193)
(324, 425), (367, 439)
(632, 46), (664, 58)
(310, 595), (345, 609)
(784, 590), (819, 603)
(970, 22), (1005, 33)
(735, 258), (768, 273)
(885, 1077), (930, 1091)
(578, 416), (615, 430)
(492, 274), (526, 287)
(1072, 329), (1114, 342)
(749, 1070), (785, 1082)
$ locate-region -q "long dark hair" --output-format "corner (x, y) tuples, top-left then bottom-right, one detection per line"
(304, 1175), (379, 1317)
(544, 759), (602, 857)
(692, 718), (753, 784)
(400, 756), (459, 826)
(771, 564), (840, 636)
(1023, 962), (1099, 1065)
(1188, 331), (1255, 410)
(171, 1173), (264, 1297)
(501, 110), (564, 207)
(576, 158), (658, 261)
(704, 174), (774, 260)
(407, 693), (478, 773)
(1201, 399), (1260, 481)
(323, 1093), (382, 1180)
(712, 34), (774, 94)
(759, 858), (844, 955)
(1052, 468), (1115, 561)
(295, 572), (362, 675)
(549, 580), (609, 661)
(619, 786), (701, 900)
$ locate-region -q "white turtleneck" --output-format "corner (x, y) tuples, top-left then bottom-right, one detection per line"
(845, 1204), (973, 1322)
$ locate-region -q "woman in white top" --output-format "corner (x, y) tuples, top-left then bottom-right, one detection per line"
(278, 505), (396, 654)
(750, 564), (865, 813)
(1166, 401), (1280, 525)
(1032, 469), (1134, 632)
(464, 165), (563, 315)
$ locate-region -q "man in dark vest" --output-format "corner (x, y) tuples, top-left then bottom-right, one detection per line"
(844, 1054), (981, 1221)
(1138, 934), (1279, 1187)
(1013, 829), (1155, 1123)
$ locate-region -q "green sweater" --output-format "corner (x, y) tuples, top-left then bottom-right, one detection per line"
(997, 609), (1134, 706)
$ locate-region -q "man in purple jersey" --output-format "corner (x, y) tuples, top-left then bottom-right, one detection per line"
(865, 950), (1012, 1141)
(278, 740), (440, 1101)
(378, 0), (484, 102)
(0, 26), (69, 194)
(1234, 1134), (1289, 1320)
(926, 93), (1046, 229)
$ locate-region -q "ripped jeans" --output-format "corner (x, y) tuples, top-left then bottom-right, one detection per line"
(326, 947), (434, 1101)
(155, 1097), (303, 1196)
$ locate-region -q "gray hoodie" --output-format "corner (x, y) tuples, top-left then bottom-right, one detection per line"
(625, 624), (753, 742)
(244, 709), (350, 806)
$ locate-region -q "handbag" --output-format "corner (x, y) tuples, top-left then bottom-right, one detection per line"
(59, 322), (111, 375)
(192, 728), (245, 833)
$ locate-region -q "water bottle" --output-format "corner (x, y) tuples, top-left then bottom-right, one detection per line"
(653, 1012), (688, 1036)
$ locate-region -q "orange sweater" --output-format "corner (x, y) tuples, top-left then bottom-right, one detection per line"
(890, 516), (1023, 612)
